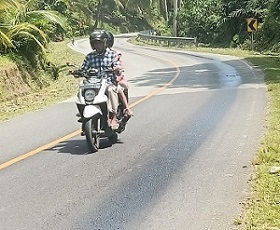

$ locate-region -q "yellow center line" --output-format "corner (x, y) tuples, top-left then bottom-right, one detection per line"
(0, 130), (81, 170)
(0, 54), (180, 171)
(129, 52), (180, 107)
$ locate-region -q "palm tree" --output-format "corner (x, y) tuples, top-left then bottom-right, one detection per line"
(0, 0), (68, 74)
(0, 0), (19, 50)
(94, 0), (126, 28)
(0, 0), (18, 11)
(0, 0), (65, 54)
(0, 24), (13, 50)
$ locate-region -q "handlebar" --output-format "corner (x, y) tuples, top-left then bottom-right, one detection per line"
(67, 62), (115, 79)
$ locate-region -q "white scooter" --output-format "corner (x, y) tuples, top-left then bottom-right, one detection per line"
(69, 65), (129, 153)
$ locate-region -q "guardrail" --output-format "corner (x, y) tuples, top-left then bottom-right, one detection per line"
(137, 31), (198, 47)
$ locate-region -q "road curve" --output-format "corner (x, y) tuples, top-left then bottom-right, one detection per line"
(0, 36), (267, 230)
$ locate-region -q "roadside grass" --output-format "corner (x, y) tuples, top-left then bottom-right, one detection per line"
(243, 56), (280, 230)
(132, 38), (280, 229)
(0, 39), (85, 121)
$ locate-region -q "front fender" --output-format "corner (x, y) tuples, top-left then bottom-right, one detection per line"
(83, 105), (102, 118)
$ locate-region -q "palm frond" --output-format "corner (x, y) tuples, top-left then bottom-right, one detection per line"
(230, 8), (245, 18)
(26, 10), (66, 29)
(9, 23), (48, 45)
(0, 0), (19, 11)
(113, 0), (124, 9)
(0, 30), (13, 48)
(25, 0), (38, 11)
(15, 30), (46, 53)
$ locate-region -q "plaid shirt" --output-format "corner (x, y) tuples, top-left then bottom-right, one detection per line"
(81, 48), (119, 84)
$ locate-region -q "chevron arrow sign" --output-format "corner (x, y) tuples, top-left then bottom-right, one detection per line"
(247, 18), (258, 32)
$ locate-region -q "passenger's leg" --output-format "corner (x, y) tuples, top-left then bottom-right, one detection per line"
(106, 85), (119, 129)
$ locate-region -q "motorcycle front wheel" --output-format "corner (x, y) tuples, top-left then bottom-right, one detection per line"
(84, 117), (100, 153)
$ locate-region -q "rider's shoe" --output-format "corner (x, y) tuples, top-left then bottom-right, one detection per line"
(116, 119), (126, 133)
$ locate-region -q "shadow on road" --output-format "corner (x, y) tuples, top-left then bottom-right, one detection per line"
(128, 58), (263, 90)
(48, 138), (116, 155)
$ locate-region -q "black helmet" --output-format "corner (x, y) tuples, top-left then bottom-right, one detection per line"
(89, 30), (108, 42)
(105, 31), (114, 48)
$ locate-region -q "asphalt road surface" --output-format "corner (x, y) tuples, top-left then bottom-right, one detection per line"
(0, 35), (267, 230)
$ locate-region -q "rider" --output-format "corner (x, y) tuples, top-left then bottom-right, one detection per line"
(79, 30), (123, 129)
(104, 30), (133, 117)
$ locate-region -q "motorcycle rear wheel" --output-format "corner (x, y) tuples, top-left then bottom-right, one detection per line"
(108, 133), (118, 144)
(84, 118), (100, 153)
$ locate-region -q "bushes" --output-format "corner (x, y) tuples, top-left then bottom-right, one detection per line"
(176, 0), (280, 52)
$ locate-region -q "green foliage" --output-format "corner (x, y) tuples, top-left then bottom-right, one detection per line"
(176, 0), (279, 51)
(0, 39), (84, 121)
(177, 0), (223, 44)
(240, 55), (280, 229)
(0, 0), (69, 86)
(255, 0), (280, 52)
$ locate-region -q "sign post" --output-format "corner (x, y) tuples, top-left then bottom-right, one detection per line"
(247, 18), (258, 51)
(173, 0), (178, 36)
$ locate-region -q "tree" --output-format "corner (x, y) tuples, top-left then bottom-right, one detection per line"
(177, 0), (223, 44)
(175, 0), (279, 50)
(0, 0), (19, 50)
(257, 0), (280, 51)
(0, 0), (66, 71)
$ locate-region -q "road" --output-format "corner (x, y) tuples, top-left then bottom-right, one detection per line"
(0, 35), (267, 230)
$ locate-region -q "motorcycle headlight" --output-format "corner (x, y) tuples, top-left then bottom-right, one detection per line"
(84, 89), (96, 102)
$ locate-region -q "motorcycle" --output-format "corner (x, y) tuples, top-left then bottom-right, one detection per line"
(68, 64), (131, 153)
